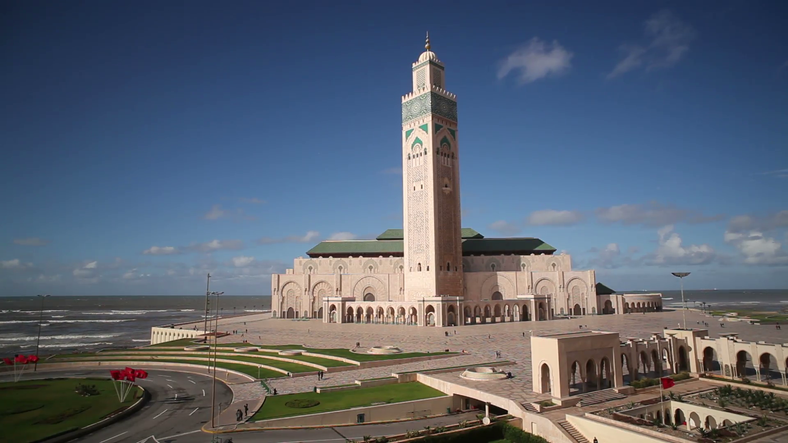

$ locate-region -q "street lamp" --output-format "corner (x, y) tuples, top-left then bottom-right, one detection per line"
(34, 294), (50, 371)
(203, 273), (211, 342)
(210, 291), (224, 429)
(671, 272), (691, 330)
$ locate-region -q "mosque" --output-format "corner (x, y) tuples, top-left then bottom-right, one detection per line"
(271, 36), (662, 327)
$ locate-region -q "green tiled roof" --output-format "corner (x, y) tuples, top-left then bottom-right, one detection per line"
(307, 240), (403, 257)
(306, 233), (555, 258)
(596, 282), (616, 295)
(461, 238), (556, 255)
(376, 228), (484, 240)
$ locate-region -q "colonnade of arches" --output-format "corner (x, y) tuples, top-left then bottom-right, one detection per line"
(463, 302), (548, 325)
(623, 301), (663, 313)
(702, 347), (786, 384)
(278, 307), (324, 320)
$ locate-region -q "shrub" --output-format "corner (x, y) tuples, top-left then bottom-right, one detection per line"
(284, 399), (320, 408)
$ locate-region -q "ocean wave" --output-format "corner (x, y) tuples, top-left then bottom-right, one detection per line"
(132, 339), (150, 342)
(741, 302), (761, 304)
(180, 309), (195, 312)
(39, 342), (114, 349)
(0, 334), (120, 342)
(80, 310), (168, 315)
(0, 319), (133, 324)
(244, 309), (269, 313)
(51, 315), (65, 318)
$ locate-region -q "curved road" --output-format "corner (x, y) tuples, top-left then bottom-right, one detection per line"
(4, 368), (233, 443)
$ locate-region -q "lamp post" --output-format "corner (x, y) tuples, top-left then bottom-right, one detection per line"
(210, 290), (224, 429)
(671, 272), (691, 330)
(34, 294), (50, 371)
(203, 274), (211, 342)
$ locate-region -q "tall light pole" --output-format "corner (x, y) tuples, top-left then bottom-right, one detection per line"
(34, 294), (50, 371)
(203, 274), (211, 342)
(671, 272), (690, 330)
(210, 290), (224, 429)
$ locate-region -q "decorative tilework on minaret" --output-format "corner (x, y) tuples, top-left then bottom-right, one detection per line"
(401, 33), (463, 301)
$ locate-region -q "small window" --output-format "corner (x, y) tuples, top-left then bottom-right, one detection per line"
(447, 262), (451, 271)
(491, 263), (496, 272)
(427, 266), (430, 271)
(417, 263), (422, 271)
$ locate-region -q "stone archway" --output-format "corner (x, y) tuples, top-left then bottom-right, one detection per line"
(573, 304), (581, 316)
(541, 363), (551, 393)
(352, 276), (386, 301)
(363, 293), (375, 302)
(425, 305), (436, 326)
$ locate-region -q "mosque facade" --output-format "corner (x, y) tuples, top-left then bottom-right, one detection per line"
(271, 36), (662, 327)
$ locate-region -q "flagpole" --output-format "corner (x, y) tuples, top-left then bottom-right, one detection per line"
(660, 380), (665, 425)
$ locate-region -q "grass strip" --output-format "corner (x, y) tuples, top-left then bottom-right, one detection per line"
(116, 348), (350, 367)
(48, 358), (285, 379)
(253, 382), (445, 420)
(54, 353), (312, 373)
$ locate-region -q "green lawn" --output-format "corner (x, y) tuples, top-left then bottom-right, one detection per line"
(46, 358), (284, 379)
(114, 348), (351, 368)
(252, 382), (445, 420)
(0, 378), (139, 442)
(711, 310), (788, 324)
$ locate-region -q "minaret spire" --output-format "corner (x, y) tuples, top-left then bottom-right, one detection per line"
(425, 31), (431, 51)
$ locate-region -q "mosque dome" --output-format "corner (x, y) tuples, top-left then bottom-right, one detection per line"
(418, 32), (441, 63)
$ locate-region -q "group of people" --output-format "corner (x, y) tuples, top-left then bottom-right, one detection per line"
(316, 370), (325, 380)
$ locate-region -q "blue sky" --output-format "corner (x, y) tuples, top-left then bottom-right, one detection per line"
(1, 1), (786, 295)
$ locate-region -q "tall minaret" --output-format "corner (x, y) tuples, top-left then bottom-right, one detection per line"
(402, 33), (463, 301)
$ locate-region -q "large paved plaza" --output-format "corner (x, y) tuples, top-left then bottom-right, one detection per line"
(188, 309), (788, 404)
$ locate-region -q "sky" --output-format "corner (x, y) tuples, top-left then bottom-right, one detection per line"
(1, 0), (787, 296)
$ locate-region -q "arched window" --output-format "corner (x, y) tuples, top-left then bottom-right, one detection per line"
(308, 266), (313, 274)
(368, 265), (374, 274)
(491, 263), (496, 272)
(338, 266), (343, 274)
(447, 262), (451, 272)
(521, 263), (526, 272)
(417, 263), (422, 271)
(551, 263), (557, 271)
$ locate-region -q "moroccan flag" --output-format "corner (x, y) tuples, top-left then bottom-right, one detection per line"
(110, 370), (122, 380)
(2, 358), (12, 366)
(660, 377), (676, 389)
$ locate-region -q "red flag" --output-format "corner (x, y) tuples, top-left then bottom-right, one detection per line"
(27, 355), (39, 363)
(660, 377), (676, 389)
(2, 358), (12, 366)
(110, 370), (121, 380)
(14, 355), (29, 364)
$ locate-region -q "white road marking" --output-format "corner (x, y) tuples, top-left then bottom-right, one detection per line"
(174, 393), (178, 400)
(202, 389), (205, 396)
(188, 407), (199, 416)
(98, 431), (128, 443)
(167, 384), (173, 389)
(152, 408), (169, 420)
(160, 429), (201, 439)
(166, 379), (174, 383)
(188, 379), (196, 384)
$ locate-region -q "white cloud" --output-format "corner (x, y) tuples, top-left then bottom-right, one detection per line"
(122, 269), (138, 279)
(725, 231), (788, 266)
(645, 225), (716, 266)
(489, 220), (521, 236)
(527, 209), (584, 226)
(189, 239), (244, 252)
(595, 202), (722, 227)
(587, 243), (622, 269)
(13, 237), (49, 246)
(202, 204), (256, 221)
(727, 211), (788, 233)
(380, 167), (402, 175)
(1, 258), (33, 270)
(498, 37), (573, 84)
(328, 232), (358, 241)
(231, 256), (255, 268)
(258, 231), (321, 244)
(760, 168), (788, 178)
(73, 261), (99, 279)
(608, 10), (696, 78)
(143, 246), (180, 255)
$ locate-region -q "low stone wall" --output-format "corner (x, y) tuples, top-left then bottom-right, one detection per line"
(37, 360), (255, 382)
(253, 396), (455, 428)
(150, 327), (205, 345)
(356, 377), (398, 388)
(567, 413), (679, 443)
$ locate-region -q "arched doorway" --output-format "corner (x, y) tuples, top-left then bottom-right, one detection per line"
(674, 409), (685, 427)
(538, 302), (546, 321)
(703, 347), (721, 374)
(569, 361), (582, 394)
(522, 304), (530, 321)
(604, 300), (614, 314)
(464, 306), (473, 325)
(491, 291), (503, 300)
(541, 363), (551, 393)
(585, 359), (597, 391)
(364, 293), (375, 302)
(677, 346), (689, 372)
(573, 304), (581, 316)
(651, 349), (662, 376)
(736, 350), (755, 379)
(425, 305), (436, 326)
(286, 307), (295, 319)
(760, 353), (780, 383)
(599, 357), (612, 389)
(447, 305), (456, 326)
(346, 307), (354, 323)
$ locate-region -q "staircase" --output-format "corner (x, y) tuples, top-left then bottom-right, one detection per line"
(520, 402), (539, 413)
(557, 419), (589, 443)
(577, 388), (626, 406)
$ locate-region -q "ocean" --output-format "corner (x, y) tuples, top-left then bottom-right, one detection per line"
(0, 295), (270, 357)
(1, 290), (786, 357)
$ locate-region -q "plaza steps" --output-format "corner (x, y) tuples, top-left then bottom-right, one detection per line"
(557, 419), (589, 443)
(577, 388), (626, 406)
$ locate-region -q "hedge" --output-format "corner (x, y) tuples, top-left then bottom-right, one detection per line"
(631, 371), (690, 389)
(411, 422), (547, 443)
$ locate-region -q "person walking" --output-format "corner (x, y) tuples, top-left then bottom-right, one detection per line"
(244, 403), (249, 416)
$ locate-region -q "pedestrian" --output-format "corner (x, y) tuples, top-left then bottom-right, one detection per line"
(273, 388), (277, 395)
(522, 332), (525, 337)
(244, 403), (249, 416)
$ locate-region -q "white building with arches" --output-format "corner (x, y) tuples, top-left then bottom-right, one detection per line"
(271, 35), (662, 327)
